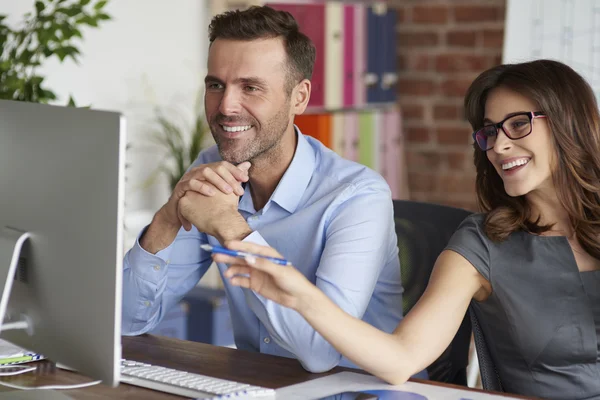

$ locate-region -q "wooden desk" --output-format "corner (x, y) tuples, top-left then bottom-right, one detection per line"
(0, 335), (532, 399)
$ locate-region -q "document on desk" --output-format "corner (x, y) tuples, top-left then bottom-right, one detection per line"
(275, 372), (523, 400)
(0, 338), (44, 365)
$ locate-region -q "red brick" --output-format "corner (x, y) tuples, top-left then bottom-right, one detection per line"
(397, 7), (407, 23)
(438, 174), (476, 194)
(435, 54), (489, 72)
(408, 172), (436, 192)
(397, 31), (439, 47)
(447, 30), (477, 47)
(436, 126), (471, 145)
(446, 151), (469, 170)
(406, 150), (442, 169)
(412, 5), (448, 24)
(483, 29), (504, 48)
(405, 127), (430, 143)
(397, 55), (408, 70)
(440, 78), (474, 97)
(434, 104), (461, 120)
(398, 78), (436, 96)
(409, 192), (431, 203)
(401, 103), (425, 120)
(410, 53), (433, 71)
(454, 6), (504, 23)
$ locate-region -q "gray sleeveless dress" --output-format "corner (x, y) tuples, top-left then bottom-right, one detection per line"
(445, 214), (600, 400)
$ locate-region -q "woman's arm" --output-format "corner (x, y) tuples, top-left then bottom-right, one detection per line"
(216, 242), (487, 385)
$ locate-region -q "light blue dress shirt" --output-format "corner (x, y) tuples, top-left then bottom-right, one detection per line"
(122, 128), (426, 378)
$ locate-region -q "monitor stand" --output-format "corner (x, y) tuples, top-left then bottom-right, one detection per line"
(0, 227), (33, 334)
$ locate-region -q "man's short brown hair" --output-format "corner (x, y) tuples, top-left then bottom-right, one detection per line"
(208, 5), (316, 94)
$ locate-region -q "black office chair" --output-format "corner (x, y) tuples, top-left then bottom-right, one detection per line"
(393, 199), (473, 385)
(469, 306), (504, 391)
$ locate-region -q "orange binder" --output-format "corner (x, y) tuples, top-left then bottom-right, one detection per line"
(294, 114), (332, 149)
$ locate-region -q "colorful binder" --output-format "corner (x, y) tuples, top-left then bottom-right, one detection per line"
(325, 2), (343, 109)
(294, 113), (332, 149)
(267, 3), (326, 108)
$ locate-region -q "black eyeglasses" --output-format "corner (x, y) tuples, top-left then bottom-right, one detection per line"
(472, 111), (547, 151)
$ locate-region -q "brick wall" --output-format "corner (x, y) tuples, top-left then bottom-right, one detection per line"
(394, 0), (506, 211)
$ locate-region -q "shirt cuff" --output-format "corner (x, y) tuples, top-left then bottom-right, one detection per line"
(242, 230), (270, 247)
(125, 225), (175, 285)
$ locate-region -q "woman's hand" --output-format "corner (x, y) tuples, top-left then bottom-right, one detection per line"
(214, 241), (316, 311)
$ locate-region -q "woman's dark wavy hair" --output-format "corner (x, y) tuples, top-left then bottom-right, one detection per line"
(464, 59), (600, 258)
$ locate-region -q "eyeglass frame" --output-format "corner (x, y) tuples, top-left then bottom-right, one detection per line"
(472, 111), (547, 151)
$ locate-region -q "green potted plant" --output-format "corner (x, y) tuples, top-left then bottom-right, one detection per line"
(0, 0), (111, 105)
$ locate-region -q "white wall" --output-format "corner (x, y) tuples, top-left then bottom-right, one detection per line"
(1, 0), (212, 248)
(1, 0), (208, 213)
(504, 0), (600, 101)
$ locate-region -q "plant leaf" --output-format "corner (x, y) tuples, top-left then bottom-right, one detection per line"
(35, 1), (45, 15)
(94, 0), (108, 10)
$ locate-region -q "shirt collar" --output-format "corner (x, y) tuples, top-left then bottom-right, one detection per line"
(238, 126), (315, 214)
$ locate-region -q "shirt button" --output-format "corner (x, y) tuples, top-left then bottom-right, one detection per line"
(144, 301), (151, 307)
(153, 265), (161, 271)
(165, 260), (170, 265)
(249, 216), (258, 222)
(263, 337), (270, 344)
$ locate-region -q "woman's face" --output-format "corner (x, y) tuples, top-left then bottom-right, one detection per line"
(484, 87), (555, 198)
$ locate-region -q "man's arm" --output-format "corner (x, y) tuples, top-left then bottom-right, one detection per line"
(242, 183), (396, 372)
(121, 159), (251, 334)
(121, 226), (213, 335)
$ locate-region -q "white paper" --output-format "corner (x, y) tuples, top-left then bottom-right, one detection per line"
(275, 372), (522, 400)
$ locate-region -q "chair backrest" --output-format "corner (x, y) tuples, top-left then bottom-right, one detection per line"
(469, 306), (504, 391)
(393, 200), (473, 385)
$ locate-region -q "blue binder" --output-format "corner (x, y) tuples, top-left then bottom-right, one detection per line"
(366, 6), (384, 103)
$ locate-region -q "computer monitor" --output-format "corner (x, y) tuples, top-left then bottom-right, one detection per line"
(0, 99), (125, 387)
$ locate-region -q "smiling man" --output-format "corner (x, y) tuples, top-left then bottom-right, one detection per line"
(121, 5), (423, 377)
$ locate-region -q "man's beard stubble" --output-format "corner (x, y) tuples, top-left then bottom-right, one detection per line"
(210, 105), (292, 166)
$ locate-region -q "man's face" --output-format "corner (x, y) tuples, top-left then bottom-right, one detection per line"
(204, 37), (295, 164)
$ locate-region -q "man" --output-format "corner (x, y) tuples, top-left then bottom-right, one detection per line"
(121, 5), (422, 377)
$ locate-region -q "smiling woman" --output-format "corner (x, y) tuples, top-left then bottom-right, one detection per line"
(215, 59), (600, 400)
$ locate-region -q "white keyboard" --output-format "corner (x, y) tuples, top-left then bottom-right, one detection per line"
(120, 359), (276, 399)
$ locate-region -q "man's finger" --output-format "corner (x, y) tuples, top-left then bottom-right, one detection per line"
(200, 167), (234, 194)
(229, 162), (250, 182)
(216, 164), (245, 196)
(178, 209), (192, 231)
(188, 179), (215, 196)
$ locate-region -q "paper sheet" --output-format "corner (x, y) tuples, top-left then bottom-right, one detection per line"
(0, 338), (43, 364)
(275, 372), (522, 400)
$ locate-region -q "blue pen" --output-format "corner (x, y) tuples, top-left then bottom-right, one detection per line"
(200, 244), (292, 266)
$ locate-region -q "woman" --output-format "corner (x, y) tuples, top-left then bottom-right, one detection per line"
(213, 59), (600, 400)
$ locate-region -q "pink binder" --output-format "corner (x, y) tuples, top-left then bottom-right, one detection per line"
(266, 3), (325, 107)
(343, 4), (355, 107)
